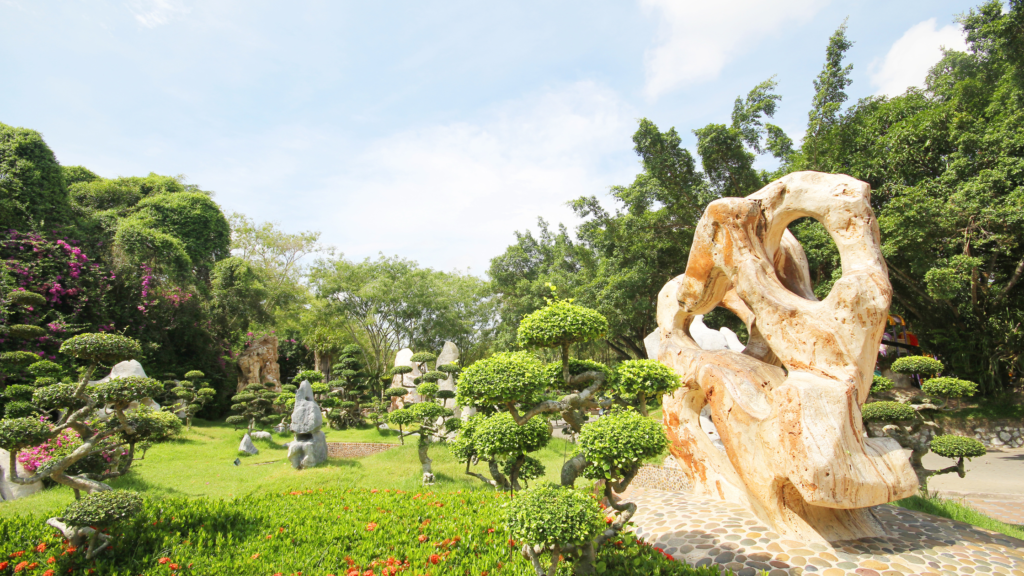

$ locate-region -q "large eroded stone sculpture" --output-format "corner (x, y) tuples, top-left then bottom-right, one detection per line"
(651, 171), (918, 542)
(237, 335), (282, 393)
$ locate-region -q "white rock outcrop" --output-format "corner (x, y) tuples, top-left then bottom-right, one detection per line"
(287, 381), (327, 469)
(0, 448), (42, 501)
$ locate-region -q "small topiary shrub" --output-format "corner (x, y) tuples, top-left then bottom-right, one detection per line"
(456, 351), (546, 408)
(517, 300), (609, 351)
(420, 370), (446, 383)
(410, 352), (437, 364)
(930, 435), (986, 459)
(3, 384), (34, 401)
(921, 377), (978, 400)
(506, 485), (605, 568)
(437, 363), (461, 375)
(890, 355), (944, 377)
(416, 382), (439, 398)
(390, 365), (414, 376)
(59, 333), (142, 364)
(473, 412), (552, 461)
(91, 376), (163, 407)
(27, 360), (62, 379)
(385, 386), (409, 398)
(7, 290), (47, 308)
(610, 360), (681, 415)
(861, 401), (915, 421)
(8, 324), (46, 339)
(62, 489), (143, 529)
(0, 417), (52, 451)
(0, 350), (40, 366)
(4, 400), (36, 419)
(579, 408), (667, 480)
(870, 374), (895, 394)
(292, 370), (324, 384)
(33, 383), (86, 411)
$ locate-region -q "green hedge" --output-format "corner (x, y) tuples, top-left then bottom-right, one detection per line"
(931, 435), (986, 459)
(890, 356), (944, 376)
(0, 487), (712, 575)
(921, 377), (978, 399)
(861, 401), (916, 422)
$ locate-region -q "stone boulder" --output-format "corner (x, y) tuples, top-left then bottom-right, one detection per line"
(239, 434), (259, 455)
(289, 381), (323, 434)
(0, 448), (43, 501)
(237, 335), (281, 393)
(250, 431), (272, 441)
(287, 380), (326, 469)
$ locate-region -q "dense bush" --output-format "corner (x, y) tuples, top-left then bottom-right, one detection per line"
(0, 417), (52, 451)
(62, 490), (144, 529)
(930, 435), (986, 459)
(578, 408), (667, 480)
(90, 376), (163, 407)
(292, 369), (324, 384)
(517, 300), (609, 350)
(59, 333), (142, 364)
(473, 412), (552, 461)
(890, 356), (944, 377)
(861, 401), (916, 421)
(871, 375), (895, 394)
(456, 351), (546, 408)
(506, 484), (605, 549)
(921, 377), (978, 400)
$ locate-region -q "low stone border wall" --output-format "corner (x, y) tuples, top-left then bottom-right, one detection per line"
(867, 418), (1024, 449)
(628, 464), (691, 493)
(326, 442), (399, 459)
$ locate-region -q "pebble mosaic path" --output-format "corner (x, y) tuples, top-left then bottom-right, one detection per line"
(625, 487), (1024, 576)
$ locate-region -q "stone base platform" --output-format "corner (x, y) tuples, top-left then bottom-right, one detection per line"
(625, 487), (1024, 576)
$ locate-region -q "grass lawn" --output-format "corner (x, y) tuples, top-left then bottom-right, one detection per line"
(0, 418), (586, 517)
(891, 494), (1024, 541)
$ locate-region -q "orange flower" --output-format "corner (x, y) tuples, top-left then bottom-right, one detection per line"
(65, 546), (76, 554)
(10, 551), (24, 558)
(27, 564), (38, 570)
(266, 535), (274, 540)
(365, 522), (377, 531)
(170, 564), (179, 570)
(36, 543), (47, 553)
(251, 553), (260, 559)
(486, 528), (494, 533)
(605, 517), (613, 524)
(47, 557), (56, 564)
(158, 557), (171, 565)
(429, 554), (440, 565)
(279, 527), (286, 532)
(14, 561), (29, 573)
(417, 534), (428, 543)
(43, 570), (55, 576)
(0, 562), (7, 570)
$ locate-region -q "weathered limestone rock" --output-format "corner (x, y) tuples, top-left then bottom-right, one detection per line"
(239, 434), (259, 455)
(91, 360), (161, 419)
(237, 335), (281, 393)
(287, 381), (326, 469)
(390, 348), (421, 409)
(290, 381), (323, 434)
(0, 448), (43, 501)
(250, 431), (272, 441)
(652, 172), (918, 543)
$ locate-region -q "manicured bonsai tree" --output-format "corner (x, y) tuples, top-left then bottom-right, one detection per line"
(387, 364), (414, 399)
(455, 293), (679, 575)
(170, 369), (216, 429)
(863, 356), (986, 492)
(324, 345), (373, 429)
(387, 399), (456, 482)
(507, 485), (605, 576)
(228, 380), (279, 433)
(48, 489), (144, 559)
(0, 328), (173, 557)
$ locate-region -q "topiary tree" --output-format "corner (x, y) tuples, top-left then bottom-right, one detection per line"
(863, 383), (986, 492)
(890, 355), (944, 378)
(870, 374), (895, 395)
(455, 295), (678, 575)
(48, 489), (143, 559)
(387, 399), (456, 482)
(170, 369), (216, 429)
(507, 485), (605, 576)
(0, 330), (175, 556)
(324, 344), (373, 429)
(228, 380), (279, 433)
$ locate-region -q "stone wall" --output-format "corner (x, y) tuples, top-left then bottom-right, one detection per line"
(867, 418), (1024, 449)
(325, 442), (398, 459)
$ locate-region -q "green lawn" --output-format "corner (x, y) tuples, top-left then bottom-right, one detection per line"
(0, 418), (584, 517)
(891, 494), (1024, 541)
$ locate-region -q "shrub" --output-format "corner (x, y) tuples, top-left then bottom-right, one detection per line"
(890, 355), (944, 376)
(0, 417), (52, 451)
(473, 412), (551, 460)
(27, 360), (62, 378)
(390, 365), (413, 376)
(0, 350), (40, 366)
(122, 406), (183, 442)
(517, 300), (609, 350)
(311, 382), (329, 395)
(385, 387), (409, 398)
(3, 384), (35, 401)
(62, 489), (143, 529)
(32, 376), (57, 387)
(871, 375), (895, 394)
(416, 382), (439, 398)
(931, 435), (986, 459)
(922, 377), (978, 399)
(4, 400), (36, 418)
(420, 370), (446, 383)
(436, 389), (456, 400)
(183, 370), (205, 380)
(59, 333), (142, 363)
(456, 351), (546, 408)
(33, 382), (86, 411)
(506, 484), (605, 549)
(7, 290), (47, 308)
(861, 401), (916, 421)
(90, 376), (163, 407)
(410, 352), (437, 364)
(437, 363), (461, 375)
(578, 408), (667, 480)
(292, 370), (324, 384)
(503, 454), (545, 484)
(612, 359), (681, 400)
(8, 323), (46, 339)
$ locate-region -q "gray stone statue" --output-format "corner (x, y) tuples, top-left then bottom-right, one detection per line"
(287, 380), (327, 469)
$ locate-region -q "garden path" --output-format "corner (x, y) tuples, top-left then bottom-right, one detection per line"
(929, 448), (1024, 526)
(623, 486), (1024, 576)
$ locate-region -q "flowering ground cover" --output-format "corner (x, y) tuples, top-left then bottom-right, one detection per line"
(0, 487), (716, 575)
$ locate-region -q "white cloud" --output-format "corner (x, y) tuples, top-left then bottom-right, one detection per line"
(870, 18), (967, 97)
(126, 0), (190, 28)
(307, 82), (638, 273)
(639, 0), (829, 99)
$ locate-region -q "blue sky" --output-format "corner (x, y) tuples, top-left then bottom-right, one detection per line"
(1, 0), (981, 274)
